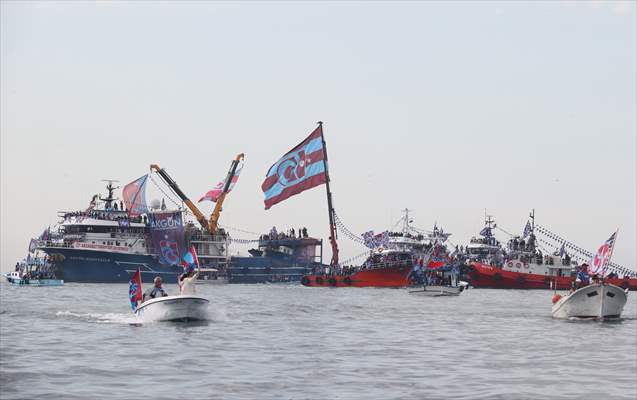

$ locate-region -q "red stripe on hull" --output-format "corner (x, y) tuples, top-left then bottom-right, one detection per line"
(301, 265), (412, 288)
(468, 262), (637, 290)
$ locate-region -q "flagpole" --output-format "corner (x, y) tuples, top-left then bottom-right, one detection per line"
(318, 121), (339, 266)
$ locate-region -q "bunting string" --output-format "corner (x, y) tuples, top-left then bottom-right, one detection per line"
(535, 224), (635, 277)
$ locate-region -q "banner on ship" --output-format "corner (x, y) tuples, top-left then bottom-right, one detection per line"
(149, 211), (185, 266)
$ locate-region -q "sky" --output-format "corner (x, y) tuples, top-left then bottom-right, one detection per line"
(1, 0), (635, 272)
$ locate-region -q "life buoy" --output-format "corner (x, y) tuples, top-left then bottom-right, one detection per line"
(301, 276), (310, 286)
(315, 277), (324, 285)
(515, 262), (522, 269)
(552, 294), (562, 304)
(507, 261), (513, 268)
(523, 263), (530, 269)
(343, 277), (352, 285)
(328, 277), (337, 286)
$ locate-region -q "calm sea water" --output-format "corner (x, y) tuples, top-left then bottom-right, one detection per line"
(1, 281), (636, 400)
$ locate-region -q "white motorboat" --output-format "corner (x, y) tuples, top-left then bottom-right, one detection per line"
(134, 295), (210, 322)
(409, 282), (468, 297)
(551, 283), (628, 319)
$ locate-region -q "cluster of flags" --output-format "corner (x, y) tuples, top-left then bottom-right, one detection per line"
(361, 230), (390, 250)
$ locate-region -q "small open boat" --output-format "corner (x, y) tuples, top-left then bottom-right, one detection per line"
(134, 295), (209, 322)
(3, 272), (64, 286)
(409, 281), (468, 297)
(551, 283), (628, 319)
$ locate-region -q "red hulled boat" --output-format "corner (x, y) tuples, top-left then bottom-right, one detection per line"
(469, 262), (637, 290)
(466, 212), (637, 290)
(301, 252), (413, 288)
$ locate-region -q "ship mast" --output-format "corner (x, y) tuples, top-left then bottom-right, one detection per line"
(100, 180), (120, 209)
(402, 208), (412, 236)
(318, 121), (339, 267)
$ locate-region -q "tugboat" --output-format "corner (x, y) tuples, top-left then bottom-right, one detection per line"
(467, 211), (637, 290)
(301, 249), (415, 288)
(301, 209), (449, 288)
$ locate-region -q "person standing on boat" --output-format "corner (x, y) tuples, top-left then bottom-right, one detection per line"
(143, 277), (168, 301)
(178, 264), (199, 295)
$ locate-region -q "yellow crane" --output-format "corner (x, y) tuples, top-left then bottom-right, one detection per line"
(209, 153), (244, 234)
(149, 153), (244, 234)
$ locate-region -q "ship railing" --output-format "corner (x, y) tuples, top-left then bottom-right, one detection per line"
(189, 233), (229, 243)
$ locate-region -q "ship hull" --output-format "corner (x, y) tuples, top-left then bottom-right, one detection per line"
(552, 284), (627, 319)
(40, 247), (182, 283)
(227, 256), (317, 284)
(301, 265), (412, 288)
(468, 262), (637, 290)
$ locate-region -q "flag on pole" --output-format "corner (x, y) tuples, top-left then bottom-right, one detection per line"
(122, 175), (149, 217)
(181, 245), (200, 271)
(589, 232), (617, 276)
(128, 269), (143, 311)
(522, 221), (532, 238)
(28, 239), (38, 253)
(479, 227), (491, 237)
(261, 126), (327, 210)
(558, 242), (566, 258)
(199, 161), (243, 203)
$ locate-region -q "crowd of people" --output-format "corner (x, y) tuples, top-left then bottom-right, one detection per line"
(262, 226), (310, 241)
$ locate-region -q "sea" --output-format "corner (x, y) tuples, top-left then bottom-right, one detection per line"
(1, 282), (636, 400)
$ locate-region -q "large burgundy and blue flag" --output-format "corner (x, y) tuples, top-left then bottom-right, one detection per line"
(122, 174), (149, 217)
(261, 126), (327, 209)
(128, 269), (143, 311)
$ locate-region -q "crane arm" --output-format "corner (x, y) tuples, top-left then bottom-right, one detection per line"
(209, 153), (244, 234)
(149, 164), (209, 231)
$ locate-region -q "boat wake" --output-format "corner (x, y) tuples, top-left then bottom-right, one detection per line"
(55, 310), (137, 325)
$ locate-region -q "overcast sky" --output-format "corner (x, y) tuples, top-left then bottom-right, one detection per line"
(1, 1), (635, 272)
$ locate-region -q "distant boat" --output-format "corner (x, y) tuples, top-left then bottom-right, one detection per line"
(409, 281), (468, 297)
(466, 212), (637, 290)
(551, 283), (628, 319)
(3, 271), (64, 286)
(227, 233), (324, 284)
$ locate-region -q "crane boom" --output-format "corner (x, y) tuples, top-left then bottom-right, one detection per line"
(209, 153), (244, 234)
(149, 164), (209, 231)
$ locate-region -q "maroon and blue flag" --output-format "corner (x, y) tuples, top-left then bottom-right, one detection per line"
(199, 161), (243, 203)
(128, 269), (143, 311)
(261, 126), (327, 209)
(123, 175), (149, 217)
(181, 245), (200, 272)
